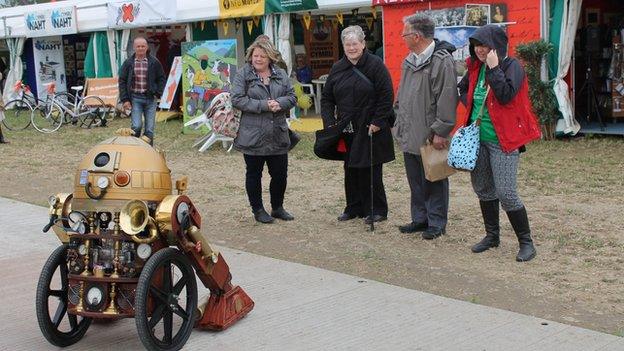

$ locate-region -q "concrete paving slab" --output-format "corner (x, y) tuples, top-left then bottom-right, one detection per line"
(1, 197), (622, 350)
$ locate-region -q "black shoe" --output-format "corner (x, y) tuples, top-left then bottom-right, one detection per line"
(399, 221), (428, 233)
(337, 213), (358, 221)
(253, 208), (274, 224)
(422, 227), (445, 240)
(364, 215), (387, 225)
(271, 207), (294, 221)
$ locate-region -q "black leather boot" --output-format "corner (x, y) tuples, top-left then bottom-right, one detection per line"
(471, 200), (500, 253)
(506, 207), (537, 262)
(253, 208), (274, 224)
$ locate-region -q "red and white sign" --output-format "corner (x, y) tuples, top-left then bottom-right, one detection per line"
(159, 56), (182, 110)
(107, 0), (176, 29)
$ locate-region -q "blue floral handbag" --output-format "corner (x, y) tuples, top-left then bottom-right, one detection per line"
(448, 87), (490, 171)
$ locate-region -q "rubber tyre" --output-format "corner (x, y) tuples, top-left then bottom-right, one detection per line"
(135, 247), (197, 351)
(36, 244), (92, 347)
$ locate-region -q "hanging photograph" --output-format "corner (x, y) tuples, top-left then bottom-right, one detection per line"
(435, 26), (478, 63)
(181, 39), (237, 133)
(490, 4), (507, 24)
(465, 4), (490, 26)
(422, 7), (465, 28)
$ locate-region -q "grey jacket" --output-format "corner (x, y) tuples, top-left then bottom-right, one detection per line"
(231, 63), (296, 155)
(394, 40), (458, 155)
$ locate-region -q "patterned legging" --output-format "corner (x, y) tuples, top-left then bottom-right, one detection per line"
(470, 142), (524, 211)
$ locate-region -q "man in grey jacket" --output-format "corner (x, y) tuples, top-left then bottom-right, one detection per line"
(394, 13), (458, 239)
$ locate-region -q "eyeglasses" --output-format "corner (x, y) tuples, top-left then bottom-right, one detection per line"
(401, 32), (418, 38)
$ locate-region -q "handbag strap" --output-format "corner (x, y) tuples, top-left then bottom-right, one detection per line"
(475, 86), (490, 126)
(352, 67), (374, 89)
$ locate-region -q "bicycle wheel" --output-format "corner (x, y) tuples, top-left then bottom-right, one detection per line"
(53, 92), (76, 122)
(32, 102), (64, 133)
(1, 98), (34, 130)
(76, 96), (111, 128)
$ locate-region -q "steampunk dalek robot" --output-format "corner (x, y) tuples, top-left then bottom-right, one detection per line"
(36, 129), (254, 350)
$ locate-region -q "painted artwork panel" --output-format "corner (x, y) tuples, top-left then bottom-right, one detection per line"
(181, 39), (237, 133)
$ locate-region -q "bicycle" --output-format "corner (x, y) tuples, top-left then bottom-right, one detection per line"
(31, 83), (111, 133)
(1, 81), (77, 131)
(1, 81), (37, 130)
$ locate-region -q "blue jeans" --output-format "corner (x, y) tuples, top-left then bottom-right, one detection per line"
(131, 94), (156, 142)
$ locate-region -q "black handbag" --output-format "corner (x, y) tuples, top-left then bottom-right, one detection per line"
(288, 128), (300, 150)
(313, 117), (352, 160)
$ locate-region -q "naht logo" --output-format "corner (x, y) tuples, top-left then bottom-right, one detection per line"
(26, 13), (46, 31)
(51, 10), (73, 29)
(35, 40), (62, 51)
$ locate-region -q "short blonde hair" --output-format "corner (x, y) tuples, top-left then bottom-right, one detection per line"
(245, 40), (281, 64)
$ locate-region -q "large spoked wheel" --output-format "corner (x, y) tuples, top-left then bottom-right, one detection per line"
(1, 98), (34, 130)
(36, 244), (92, 347)
(135, 248), (197, 351)
(77, 96), (111, 128)
(31, 102), (63, 133)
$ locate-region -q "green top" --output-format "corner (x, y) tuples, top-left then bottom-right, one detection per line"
(470, 65), (499, 143)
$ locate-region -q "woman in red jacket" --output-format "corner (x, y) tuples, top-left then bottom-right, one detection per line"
(458, 25), (541, 262)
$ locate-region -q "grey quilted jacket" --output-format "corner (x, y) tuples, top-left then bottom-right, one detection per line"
(231, 63), (296, 155)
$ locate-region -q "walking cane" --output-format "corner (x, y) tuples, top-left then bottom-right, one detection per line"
(368, 128), (374, 232)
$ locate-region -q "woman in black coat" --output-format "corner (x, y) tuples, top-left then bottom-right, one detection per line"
(321, 25), (395, 224)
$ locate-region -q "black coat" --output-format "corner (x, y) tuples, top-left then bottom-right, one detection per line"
(118, 54), (166, 103)
(321, 50), (395, 168)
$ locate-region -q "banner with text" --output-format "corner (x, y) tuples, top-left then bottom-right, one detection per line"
(107, 0), (176, 29)
(219, 0), (317, 18)
(85, 78), (119, 107)
(32, 36), (67, 101)
(24, 6), (77, 38)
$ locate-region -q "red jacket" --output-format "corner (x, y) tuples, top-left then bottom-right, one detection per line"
(457, 57), (541, 153)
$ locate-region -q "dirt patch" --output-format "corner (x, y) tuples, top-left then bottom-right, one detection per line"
(1, 119), (623, 335)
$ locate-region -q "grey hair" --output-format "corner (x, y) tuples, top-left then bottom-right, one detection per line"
(403, 13), (435, 39)
(340, 25), (366, 43)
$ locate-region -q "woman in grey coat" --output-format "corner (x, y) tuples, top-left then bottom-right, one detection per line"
(231, 40), (297, 224)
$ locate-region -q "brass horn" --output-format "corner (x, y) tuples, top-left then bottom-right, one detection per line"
(120, 200), (149, 235)
(130, 217), (159, 244)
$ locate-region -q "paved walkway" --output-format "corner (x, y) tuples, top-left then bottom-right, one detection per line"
(1, 196), (622, 350)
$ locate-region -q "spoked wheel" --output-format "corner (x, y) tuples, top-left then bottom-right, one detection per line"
(31, 102), (63, 133)
(36, 244), (92, 347)
(135, 248), (197, 351)
(1, 98), (34, 130)
(77, 96), (112, 128)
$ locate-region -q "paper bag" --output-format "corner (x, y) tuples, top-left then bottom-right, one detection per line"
(420, 143), (457, 182)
